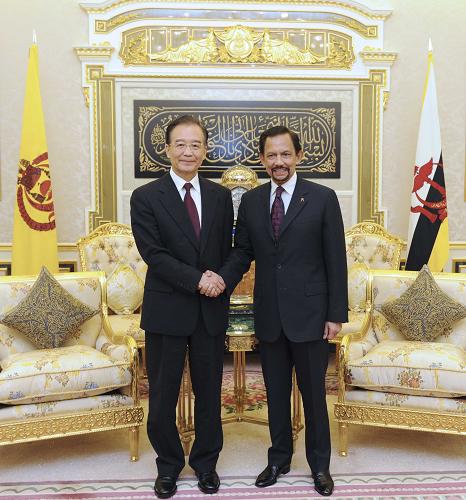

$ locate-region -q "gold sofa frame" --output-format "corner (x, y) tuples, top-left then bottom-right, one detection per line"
(334, 269), (466, 457)
(0, 271), (144, 461)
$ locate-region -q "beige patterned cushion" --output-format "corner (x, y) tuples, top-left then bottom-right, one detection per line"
(345, 388), (466, 414)
(346, 339), (466, 397)
(0, 344), (131, 405)
(380, 266), (466, 342)
(107, 263), (144, 314)
(0, 394), (134, 422)
(0, 267), (99, 349)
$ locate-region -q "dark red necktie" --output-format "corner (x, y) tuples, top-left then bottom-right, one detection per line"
(271, 186), (285, 240)
(184, 182), (201, 240)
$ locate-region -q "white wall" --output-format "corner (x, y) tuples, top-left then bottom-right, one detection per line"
(0, 0), (465, 245)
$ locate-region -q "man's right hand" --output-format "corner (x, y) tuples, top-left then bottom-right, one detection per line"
(198, 270), (226, 297)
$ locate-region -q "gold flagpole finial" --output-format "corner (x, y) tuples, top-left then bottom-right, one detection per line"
(32, 29), (37, 44)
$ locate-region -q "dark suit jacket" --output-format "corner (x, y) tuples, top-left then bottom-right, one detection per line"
(220, 177), (348, 342)
(130, 173), (233, 337)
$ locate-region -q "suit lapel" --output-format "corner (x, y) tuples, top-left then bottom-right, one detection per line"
(159, 175), (200, 250)
(199, 177), (219, 255)
(279, 177), (309, 238)
(260, 183), (274, 242)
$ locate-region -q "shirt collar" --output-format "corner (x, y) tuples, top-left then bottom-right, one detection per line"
(270, 172), (297, 196)
(170, 169), (200, 194)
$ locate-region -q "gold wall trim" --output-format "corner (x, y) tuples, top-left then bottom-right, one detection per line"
(358, 71), (385, 224)
(95, 9), (377, 38)
(360, 47), (397, 64)
(75, 46), (114, 60)
(86, 66), (117, 231)
(81, 0), (392, 20)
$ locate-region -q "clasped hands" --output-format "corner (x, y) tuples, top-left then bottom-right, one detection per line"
(198, 270), (225, 297)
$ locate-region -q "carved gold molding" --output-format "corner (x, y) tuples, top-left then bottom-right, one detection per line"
(95, 9), (377, 38)
(334, 403), (465, 434)
(86, 66), (117, 230)
(120, 26), (355, 68)
(358, 70), (385, 224)
(75, 46), (114, 61)
(360, 46), (398, 65)
(81, 0), (392, 20)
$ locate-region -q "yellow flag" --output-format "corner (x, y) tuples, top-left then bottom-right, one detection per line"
(12, 43), (58, 275)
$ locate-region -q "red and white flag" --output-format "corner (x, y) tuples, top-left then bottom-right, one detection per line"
(406, 39), (449, 272)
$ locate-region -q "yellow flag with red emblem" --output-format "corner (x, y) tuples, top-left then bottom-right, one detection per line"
(12, 43), (58, 275)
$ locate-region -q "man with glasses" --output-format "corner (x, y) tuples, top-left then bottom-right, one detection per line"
(131, 115), (233, 498)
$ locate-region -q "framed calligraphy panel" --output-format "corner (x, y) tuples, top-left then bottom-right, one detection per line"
(134, 100), (341, 179)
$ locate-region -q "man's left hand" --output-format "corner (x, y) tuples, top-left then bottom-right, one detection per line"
(323, 321), (342, 340)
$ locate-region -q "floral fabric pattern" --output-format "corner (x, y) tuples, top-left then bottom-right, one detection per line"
(347, 339), (465, 397)
(0, 344), (131, 405)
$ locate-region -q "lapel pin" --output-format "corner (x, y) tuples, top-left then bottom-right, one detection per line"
(300, 197), (305, 203)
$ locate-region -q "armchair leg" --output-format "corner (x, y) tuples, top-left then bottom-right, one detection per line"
(129, 426), (140, 462)
(338, 422), (348, 457)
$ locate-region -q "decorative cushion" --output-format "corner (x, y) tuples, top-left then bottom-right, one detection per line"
(345, 339), (466, 397)
(0, 344), (131, 405)
(380, 265), (466, 342)
(348, 263), (369, 312)
(0, 267), (99, 349)
(107, 264), (144, 314)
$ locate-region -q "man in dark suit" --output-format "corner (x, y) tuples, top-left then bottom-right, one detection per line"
(219, 126), (348, 496)
(130, 115), (233, 498)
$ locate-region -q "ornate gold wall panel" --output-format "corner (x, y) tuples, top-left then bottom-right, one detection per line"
(78, 0), (396, 232)
(358, 71), (385, 224)
(96, 9), (378, 37)
(121, 26), (354, 68)
(87, 66), (117, 230)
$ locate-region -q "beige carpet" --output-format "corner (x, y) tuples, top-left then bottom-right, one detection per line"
(0, 395), (464, 482)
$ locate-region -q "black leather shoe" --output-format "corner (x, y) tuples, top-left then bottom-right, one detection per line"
(255, 464), (291, 488)
(154, 475), (177, 499)
(312, 471), (334, 496)
(196, 470), (220, 494)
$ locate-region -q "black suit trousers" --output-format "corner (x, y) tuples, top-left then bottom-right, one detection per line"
(259, 332), (330, 473)
(145, 319), (225, 476)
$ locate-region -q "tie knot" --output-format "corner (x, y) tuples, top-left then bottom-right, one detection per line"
(184, 182), (193, 192)
(275, 186), (284, 198)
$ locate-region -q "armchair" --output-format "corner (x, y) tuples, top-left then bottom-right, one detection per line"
(0, 271), (143, 460)
(332, 222), (404, 371)
(77, 223), (147, 369)
(334, 269), (466, 456)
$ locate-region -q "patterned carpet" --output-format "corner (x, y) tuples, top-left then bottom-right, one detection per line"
(2, 471), (465, 498)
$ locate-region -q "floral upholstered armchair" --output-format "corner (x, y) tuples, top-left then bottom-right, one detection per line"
(334, 268), (466, 456)
(77, 223), (147, 370)
(0, 270), (143, 459)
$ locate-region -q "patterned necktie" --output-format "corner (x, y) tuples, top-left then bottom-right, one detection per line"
(271, 186), (285, 240)
(184, 182), (201, 240)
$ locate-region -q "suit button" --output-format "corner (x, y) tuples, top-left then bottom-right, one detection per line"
(277, 264), (282, 270)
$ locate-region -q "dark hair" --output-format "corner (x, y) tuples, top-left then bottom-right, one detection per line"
(165, 115), (208, 145)
(259, 126), (302, 154)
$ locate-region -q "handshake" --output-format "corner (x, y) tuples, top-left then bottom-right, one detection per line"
(198, 270), (226, 297)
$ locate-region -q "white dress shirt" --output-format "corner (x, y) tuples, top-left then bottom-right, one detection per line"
(170, 169), (202, 226)
(269, 172), (297, 214)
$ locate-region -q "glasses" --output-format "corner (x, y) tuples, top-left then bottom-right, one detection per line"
(170, 142), (205, 154)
